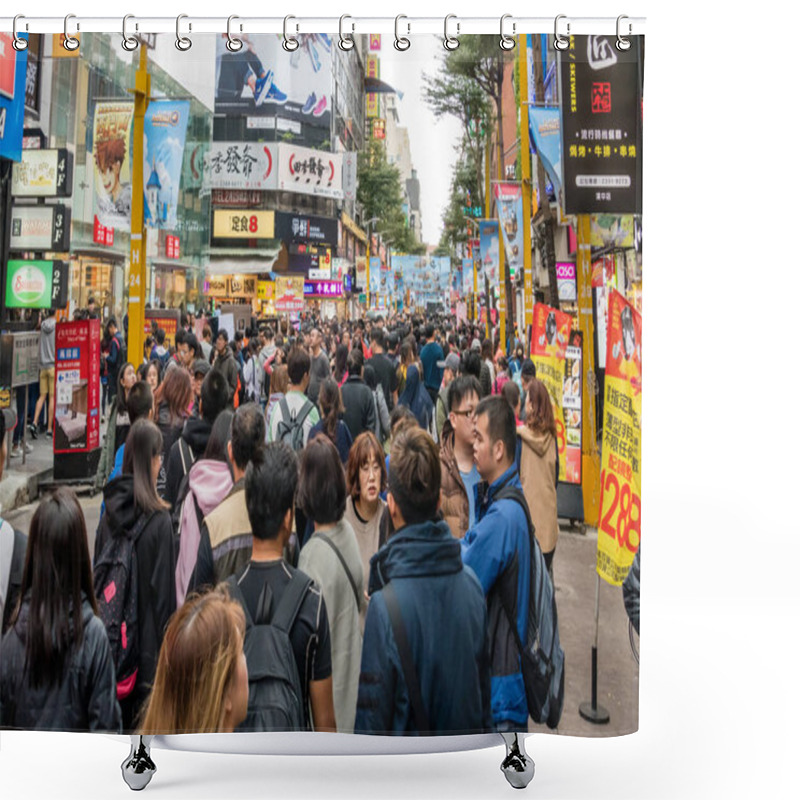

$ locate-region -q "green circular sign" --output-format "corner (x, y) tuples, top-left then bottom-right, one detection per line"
(11, 265), (47, 305)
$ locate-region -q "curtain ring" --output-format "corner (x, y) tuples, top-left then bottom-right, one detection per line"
(499, 14), (515, 51)
(394, 15), (411, 51)
(616, 15), (632, 51)
(176, 14), (192, 51)
(226, 15), (243, 52)
(122, 14), (139, 51)
(63, 14), (80, 51)
(553, 14), (570, 51)
(283, 16), (299, 51)
(12, 15), (28, 51)
(443, 14), (459, 51)
(339, 15), (355, 51)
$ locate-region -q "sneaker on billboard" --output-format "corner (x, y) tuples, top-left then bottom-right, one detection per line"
(265, 82), (288, 104)
(253, 71), (273, 107)
(307, 41), (322, 72)
(312, 96), (327, 117)
(302, 93), (317, 114)
(315, 33), (332, 51)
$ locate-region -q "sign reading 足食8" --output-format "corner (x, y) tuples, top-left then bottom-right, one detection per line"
(213, 209), (275, 239)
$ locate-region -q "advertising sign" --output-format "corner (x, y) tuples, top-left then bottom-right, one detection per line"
(92, 101), (134, 231)
(556, 262), (577, 302)
(590, 214), (635, 248)
(528, 106), (564, 201)
(342, 151), (357, 202)
(11, 148), (73, 197)
(478, 220), (500, 284)
(144, 310), (180, 350)
(205, 141), (277, 190)
(366, 54), (379, 118)
(275, 275), (305, 313)
(214, 34), (332, 129)
(0, 332), (39, 388)
(356, 257), (367, 290)
(5, 260), (69, 309)
(558, 35), (643, 214)
(9, 205), (70, 251)
(462, 258), (474, 295)
(0, 32), (28, 162)
(494, 182), (524, 279)
(531, 303), (573, 483)
(277, 143), (343, 200)
(274, 211), (338, 244)
(54, 319), (101, 455)
(562, 331), (583, 484)
(213, 209), (275, 239)
(304, 280), (343, 298)
(143, 100), (190, 230)
(596, 290), (641, 585)
(257, 280), (274, 301)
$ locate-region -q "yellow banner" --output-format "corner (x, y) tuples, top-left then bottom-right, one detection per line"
(596, 290), (642, 586)
(213, 210), (274, 239)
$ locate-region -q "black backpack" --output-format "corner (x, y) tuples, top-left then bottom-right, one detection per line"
(227, 573), (311, 732)
(93, 512), (153, 700)
(493, 484), (565, 729)
(276, 397), (313, 452)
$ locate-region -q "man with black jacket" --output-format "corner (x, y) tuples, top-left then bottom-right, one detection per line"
(211, 329), (240, 409)
(340, 348), (377, 441)
(366, 328), (398, 410)
(163, 370), (228, 506)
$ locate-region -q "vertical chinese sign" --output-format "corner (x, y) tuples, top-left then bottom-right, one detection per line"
(531, 303), (572, 482)
(596, 290), (641, 585)
(562, 330), (583, 484)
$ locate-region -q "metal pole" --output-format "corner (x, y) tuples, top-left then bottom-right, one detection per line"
(579, 573), (610, 724)
(517, 35), (534, 345)
(21, 386), (29, 467)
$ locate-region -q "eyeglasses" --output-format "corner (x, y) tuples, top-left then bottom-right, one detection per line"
(452, 408), (477, 420)
(359, 461), (382, 476)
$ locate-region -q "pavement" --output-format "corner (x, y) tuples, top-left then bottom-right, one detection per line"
(0, 428), (56, 515)
(3, 487), (639, 739)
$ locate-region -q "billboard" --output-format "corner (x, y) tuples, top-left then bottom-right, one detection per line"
(92, 102), (134, 231)
(5, 260), (69, 309)
(0, 32), (28, 161)
(205, 141), (277, 190)
(277, 143), (343, 200)
(11, 148), (73, 197)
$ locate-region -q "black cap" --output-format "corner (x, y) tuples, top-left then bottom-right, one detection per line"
(521, 358), (536, 379)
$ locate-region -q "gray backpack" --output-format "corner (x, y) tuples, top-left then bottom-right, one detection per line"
(276, 397), (313, 452)
(227, 573), (311, 732)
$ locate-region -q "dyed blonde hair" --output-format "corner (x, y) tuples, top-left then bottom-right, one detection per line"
(139, 586), (246, 734)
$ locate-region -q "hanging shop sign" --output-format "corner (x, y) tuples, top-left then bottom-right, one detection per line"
(366, 54), (380, 118)
(356, 257), (367, 290)
(165, 235), (181, 259)
(277, 143), (343, 200)
(288, 243), (331, 273)
(93, 216), (115, 247)
(212, 189), (263, 207)
(275, 275), (305, 312)
(556, 262), (577, 302)
(558, 35), (643, 215)
(257, 280), (274, 301)
(274, 211), (338, 245)
(531, 303), (573, 483)
(11, 148), (73, 197)
(493, 182), (524, 279)
(213, 209), (275, 239)
(0, 32), (28, 162)
(527, 105), (564, 201)
(92, 101), (134, 231)
(205, 142), (277, 190)
(304, 280), (343, 298)
(207, 276), (228, 296)
(478, 220), (500, 284)
(590, 214), (635, 249)
(9, 204), (71, 251)
(5, 260), (69, 309)
(596, 290), (642, 586)
(562, 331), (583, 484)
(227, 276), (258, 297)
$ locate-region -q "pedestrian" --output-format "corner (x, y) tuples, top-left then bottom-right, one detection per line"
(434, 352), (461, 443)
(397, 362), (433, 433)
(308, 377), (353, 465)
(479, 339), (494, 398)
(419, 323), (445, 406)
(227, 443), (336, 732)
(137, 359), (161, 394)
(173, 409), (234, 606)
(94, 419), (176, 732)
(0, 488), (122, 732)
(152, 328), (171, 370)
(333, 342), (349, 387)
(188, 403), (266, 596)
(264, 355), (289, 436)
(366, 328), (398, 411)
(502, 380), (524, 426)
(267, 347), (320, 451)
(153, 367), (193, 497)
(439, 376), (482, 539)
(519, 359), (536, 422)
(103, 317), (123, 403)
(138, 585), (248, 734)
(297, 437), (364, 733)
(94, 361), (136, 492)
(188, 359), (210, 417)
(29, 309), (57, 438)
(307, 327), (331, 406)
(518, 379), (559, 575)
(461, 396), (534, 733)
(211, 329), (240, 409)
(163, 370), (228, 506)
(343, 431), (389, 627)
(340, 349), (377, 442)
(492, 354), (511, 395)
(200, 325), (213, 361)
(354, 427), (493, 736)
(242, 339), (263, 404)
(363, 365), (391, 445)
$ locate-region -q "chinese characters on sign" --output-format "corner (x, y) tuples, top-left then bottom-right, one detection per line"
(166, 235), (181, 260)
(212, 209), (275, 239)
(205, 142), (276, 190)
(303, 280), (343, 298)
(278, 144), (343, 200)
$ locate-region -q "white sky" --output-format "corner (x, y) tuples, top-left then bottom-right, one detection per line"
(379, 36), (463, 248)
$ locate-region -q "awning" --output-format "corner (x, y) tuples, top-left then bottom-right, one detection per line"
(364, 77), (401, 96)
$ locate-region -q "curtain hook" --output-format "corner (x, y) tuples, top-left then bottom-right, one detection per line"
(616, 15), (632, 51)
(283, 15), (299, 51)
(339, 15), (355, 51)
(122, 15), (139, 51)
(12, 15), (28, 51)
(499, 14), (516, 51)
(444, 14), (460, 51)
(176, 14), (192, 51)
(394, 15), (411, 51)
(226, 15), (243, 52)
(553, 14), (570, 51)
(63, 14), (80, 51)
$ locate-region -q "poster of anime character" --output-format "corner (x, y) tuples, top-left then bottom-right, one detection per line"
(92, 102), (134, 231)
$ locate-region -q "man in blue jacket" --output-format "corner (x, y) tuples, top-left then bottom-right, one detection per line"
(355, 427), (493, 735)
(461, 396), (532, 732)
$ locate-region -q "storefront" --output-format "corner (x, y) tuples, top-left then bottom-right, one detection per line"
(68, 249), (128, 322)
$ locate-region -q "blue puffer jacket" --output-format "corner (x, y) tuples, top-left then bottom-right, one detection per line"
(461, 466), (531, 727)
(355, 519), (493, 736)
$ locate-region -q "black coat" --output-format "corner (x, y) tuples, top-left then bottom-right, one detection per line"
(95, 475), (176, 724)
(163, 416), (213, 506)
(0, 595), (122, 731)
(211, 346), (240, 408)
(341, 375), (377, 442)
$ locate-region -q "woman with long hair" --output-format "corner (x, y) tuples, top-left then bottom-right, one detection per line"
(94, 361), (137, 491)
(94, 419), (176, 731)
(138, 586), (248, 734)
(517, 378), (559, 578)
(153, 367), (193, 497)
(0, 488), (122, 731)
(137, 360), (161, 394)
(334, 342), (349, 387)
(308, 377), (353, 465)
(397, 362), (433, 432)
(265, 358), (289, 439)
(298, 436), (363, 733)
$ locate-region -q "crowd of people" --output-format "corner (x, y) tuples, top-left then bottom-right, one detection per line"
(1, 309), (567, 736)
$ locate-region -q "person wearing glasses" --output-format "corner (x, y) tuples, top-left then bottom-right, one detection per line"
(439, 376), (482, 539)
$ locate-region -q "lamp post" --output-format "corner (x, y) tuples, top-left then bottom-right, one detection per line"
(463, 216), (481, 323)
(364, 216), (379, 314)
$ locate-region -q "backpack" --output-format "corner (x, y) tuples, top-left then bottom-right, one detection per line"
(226, 573), (311, 731)
(93, 511), (153, 700)
(276, 397), (313, 452)
(492, 483), (565, 729)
